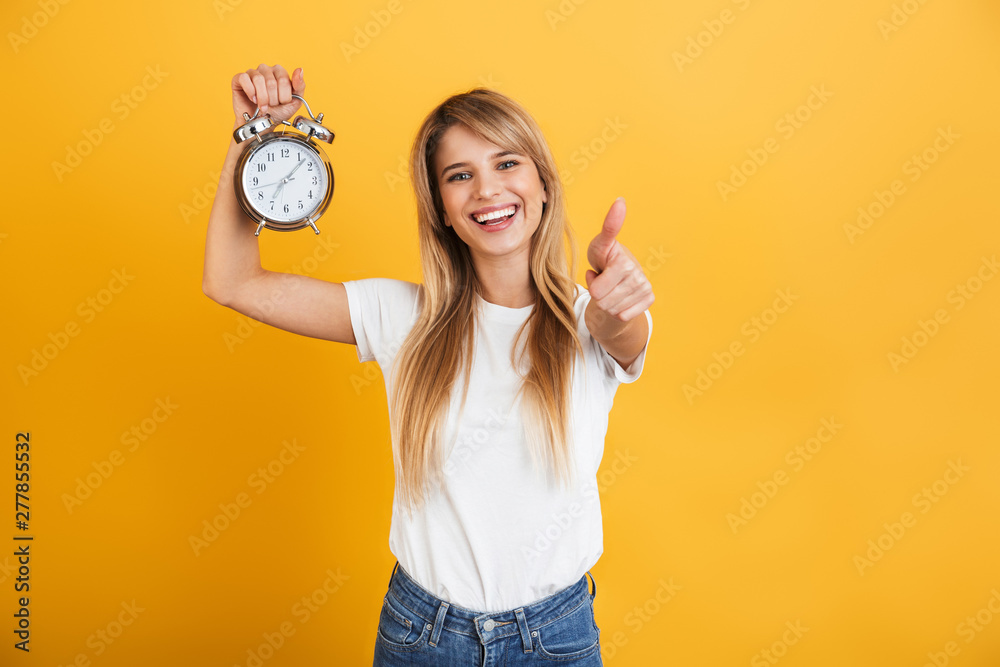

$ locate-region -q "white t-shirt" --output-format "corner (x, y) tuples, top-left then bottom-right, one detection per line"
(343, 278), (652, 612)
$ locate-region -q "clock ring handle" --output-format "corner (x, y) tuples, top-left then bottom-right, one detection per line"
(290, 94), (321, 122)
(247, 94), (322, 123)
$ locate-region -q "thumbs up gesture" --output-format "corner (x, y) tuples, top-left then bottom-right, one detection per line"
(584, 197), (655, 324)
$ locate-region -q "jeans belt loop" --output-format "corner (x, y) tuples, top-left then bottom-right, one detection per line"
(514, 607), (533, 653)
(428, 601), (449, 648)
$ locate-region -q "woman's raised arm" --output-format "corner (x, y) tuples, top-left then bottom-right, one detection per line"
(201, 63), (355, 346)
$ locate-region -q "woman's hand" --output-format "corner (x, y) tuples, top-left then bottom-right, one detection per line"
(584, 197), (654, 372)
(231, 63), (305, 127)
(585, 197), (655, 323)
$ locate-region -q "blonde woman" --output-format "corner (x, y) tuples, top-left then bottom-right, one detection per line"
(203, 63), (654, 666)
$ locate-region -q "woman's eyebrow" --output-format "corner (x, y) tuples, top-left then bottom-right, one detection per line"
(441, 150), (519, 178)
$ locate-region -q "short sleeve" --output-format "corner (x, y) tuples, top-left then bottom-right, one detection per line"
(601, 309), (652, 384)
(342, 278), (422, 366)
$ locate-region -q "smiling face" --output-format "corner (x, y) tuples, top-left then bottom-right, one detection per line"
(434, 123), (548, 263)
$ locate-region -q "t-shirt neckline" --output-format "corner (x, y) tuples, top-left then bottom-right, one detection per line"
(475, 292), (534, 324)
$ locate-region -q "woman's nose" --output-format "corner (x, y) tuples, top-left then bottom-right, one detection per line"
(475, 170), (501, 198)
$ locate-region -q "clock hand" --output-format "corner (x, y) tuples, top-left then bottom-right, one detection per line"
(270, 158), (309, 197)
(252, 177), (295, 191)
(271, 175), (301, 199)
(254, 156), (310, 195)
(284, 157), (308, 179)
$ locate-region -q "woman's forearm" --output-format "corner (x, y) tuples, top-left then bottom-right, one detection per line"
(202, 124), (267, 304)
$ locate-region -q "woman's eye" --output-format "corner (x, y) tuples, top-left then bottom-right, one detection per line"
(446, 160), (518, 182)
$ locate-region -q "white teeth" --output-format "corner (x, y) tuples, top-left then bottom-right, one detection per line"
(473, 206), (515, 223)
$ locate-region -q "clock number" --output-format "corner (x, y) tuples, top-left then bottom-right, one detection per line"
(252, 176), (259, 186)
(307, 162), (313, 171)
(311, 176), (318, 185)
(257, 192), (264, 200)
(297, 152), (303, 161)
(257, 163), (266, 172)
(266, 152), (275, 162)
(308, 190), (313, 199)
(281, 148), (290, 158)
(269, 201), (275, 211)
(283, 204), (290, 214)
(297, 200), (304, 210)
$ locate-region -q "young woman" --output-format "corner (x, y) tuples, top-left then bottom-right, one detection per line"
(204, 63), (654, 666)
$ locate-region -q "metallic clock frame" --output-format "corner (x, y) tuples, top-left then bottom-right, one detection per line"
(232, 95), (335, 236)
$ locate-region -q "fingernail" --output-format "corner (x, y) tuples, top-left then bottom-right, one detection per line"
(251, 95), (257, 103)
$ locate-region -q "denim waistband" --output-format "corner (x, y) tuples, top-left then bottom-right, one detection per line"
(384, 561), (596, 649)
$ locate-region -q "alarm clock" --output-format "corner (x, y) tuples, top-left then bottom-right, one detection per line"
(232, 94), (335, 236)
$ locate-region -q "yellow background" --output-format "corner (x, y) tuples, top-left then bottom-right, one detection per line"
(3, 0), (999, 664)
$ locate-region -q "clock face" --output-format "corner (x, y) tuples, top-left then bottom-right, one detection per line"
(241, 137), (329, 223)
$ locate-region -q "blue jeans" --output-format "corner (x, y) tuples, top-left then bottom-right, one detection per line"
(372, 561), (604, 666)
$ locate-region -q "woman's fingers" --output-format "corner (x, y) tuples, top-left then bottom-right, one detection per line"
(243, 69), (263, 110)
(233, 71), (256, 104)
(272, 64), (291, 107)
(231, 64), (304, 125)
(253, 63), (276, 109)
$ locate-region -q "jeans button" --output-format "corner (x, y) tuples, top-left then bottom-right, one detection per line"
(483, 619), (495, 631)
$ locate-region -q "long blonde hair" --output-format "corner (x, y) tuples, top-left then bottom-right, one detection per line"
(390, 88), (584, 517)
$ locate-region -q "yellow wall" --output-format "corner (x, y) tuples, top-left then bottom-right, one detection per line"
(3, 0), (999, 664)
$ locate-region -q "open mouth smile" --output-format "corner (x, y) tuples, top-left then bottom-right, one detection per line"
(470, 204), (519, 226)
